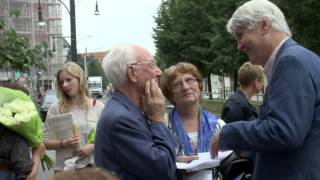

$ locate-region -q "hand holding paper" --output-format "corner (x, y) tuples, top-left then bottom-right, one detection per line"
(176, 151), (232, 172)
(177, 155), (199, 163)
(210, 130), (220, 158)
(64, 135), (81, 149)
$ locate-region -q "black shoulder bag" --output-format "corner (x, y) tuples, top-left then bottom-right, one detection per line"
(219, 151), (253, 180)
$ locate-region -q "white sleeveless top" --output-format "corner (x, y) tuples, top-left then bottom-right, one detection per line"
(44, 100), (104, 171)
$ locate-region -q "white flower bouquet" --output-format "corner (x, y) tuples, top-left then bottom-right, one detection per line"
(0, 86), (54, 170)
(0, 87), (42, 147)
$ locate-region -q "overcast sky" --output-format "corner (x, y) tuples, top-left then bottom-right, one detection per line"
(61, 0), (162, 54)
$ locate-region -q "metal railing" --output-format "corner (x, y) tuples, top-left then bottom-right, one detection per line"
(201, 88), (264, 103)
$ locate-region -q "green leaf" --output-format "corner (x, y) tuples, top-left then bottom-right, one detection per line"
(41, 153), (55, 171)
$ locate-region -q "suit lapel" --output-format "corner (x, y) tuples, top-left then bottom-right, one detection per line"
(270, 38), (298, 79)
(260, 39), (298, 120)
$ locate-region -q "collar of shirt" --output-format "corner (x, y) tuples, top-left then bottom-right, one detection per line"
(264, 37), (289, 82)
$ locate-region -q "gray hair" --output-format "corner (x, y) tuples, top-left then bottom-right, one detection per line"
(101, 44), (137, 85)
(227, 0), (291, 37)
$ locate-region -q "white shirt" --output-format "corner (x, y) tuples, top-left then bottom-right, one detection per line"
(44, 101), (104, 171)
(264, 37), (289, 82)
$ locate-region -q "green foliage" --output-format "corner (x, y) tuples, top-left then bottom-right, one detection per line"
(0, 19), (49, 73)
(0, 20), (4, 29)
(201, 99), (224, 117)
(272, 0), (320, 54)
(153, 0), (247, 77)
(66, 49), (82, 63)
(9, 9), (21, 17)
(154, 0), (320, 89)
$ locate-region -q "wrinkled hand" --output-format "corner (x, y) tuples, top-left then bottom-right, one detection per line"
(141, 79), (165, 123)
(176, 155), (199, 163)
(73, 144), (94, 159)
(63, 135), (81, 149)
(210, 131), (220, 158)
(176, 155), (199, 176)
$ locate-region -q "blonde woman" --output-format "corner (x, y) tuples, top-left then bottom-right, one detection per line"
(44, 62), (104, 172)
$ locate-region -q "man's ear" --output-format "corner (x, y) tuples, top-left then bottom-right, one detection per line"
(261, 19), (272, 35)
(127, 65), (138, 82)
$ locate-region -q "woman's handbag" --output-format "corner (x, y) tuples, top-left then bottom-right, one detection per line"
(218, 151), (253, 180)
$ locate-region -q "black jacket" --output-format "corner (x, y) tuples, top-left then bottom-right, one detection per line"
(221, 89), (257, 123)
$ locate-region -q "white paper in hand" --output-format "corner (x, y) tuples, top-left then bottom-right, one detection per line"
(46, 113), (74, 140)
(176, 150), (232, 172)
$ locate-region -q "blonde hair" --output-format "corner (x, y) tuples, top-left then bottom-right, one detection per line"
(160, 62), (203, 104)
(238, 61), (265, 88)
(55, 62), (90, 113)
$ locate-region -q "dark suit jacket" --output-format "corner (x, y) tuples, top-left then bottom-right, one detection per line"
(219, 39), (320, 180)
(221, 89), (258, 123)
(221, 89), (257, 162)
(95, 90), (177, 180)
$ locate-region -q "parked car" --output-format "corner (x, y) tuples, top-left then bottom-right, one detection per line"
(40, 90), (58, 122)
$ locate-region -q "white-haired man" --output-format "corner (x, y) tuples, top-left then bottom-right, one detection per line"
(95, 44), (177, 180)
(211, 0), (320, 179)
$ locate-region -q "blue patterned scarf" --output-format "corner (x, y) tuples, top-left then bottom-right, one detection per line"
(169, 107), (218, 155)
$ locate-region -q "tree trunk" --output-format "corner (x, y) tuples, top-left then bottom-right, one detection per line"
(222, 75), (225, 100)
(233, 69), (238, 92)
(207, 74), (212, 100)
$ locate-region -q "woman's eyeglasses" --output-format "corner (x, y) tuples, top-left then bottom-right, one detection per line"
(171, 77), (198, 90)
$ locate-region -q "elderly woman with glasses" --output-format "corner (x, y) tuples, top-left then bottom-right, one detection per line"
(160, 62), (225, 179)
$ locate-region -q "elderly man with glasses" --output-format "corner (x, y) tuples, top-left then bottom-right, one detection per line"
(95, 44), (177, 180)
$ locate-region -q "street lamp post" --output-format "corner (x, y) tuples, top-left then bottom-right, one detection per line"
(39, 0), (99, 62)
(53, 0), (77, 62)
(37, 0), (46, 26)
(94, 0), (100, 16)
(69, 0), (77, 62)
(84, 47), (88, 79)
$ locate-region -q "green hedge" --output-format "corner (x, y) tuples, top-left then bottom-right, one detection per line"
(201, 99), (262, 118)
(167, 99), (262, 119)
(201, 99), (225, 117)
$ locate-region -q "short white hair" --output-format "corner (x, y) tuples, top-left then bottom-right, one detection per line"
(227, 0), (291, 37)
(101, 44), (137, 85)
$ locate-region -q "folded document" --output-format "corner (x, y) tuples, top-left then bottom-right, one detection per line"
(46, 113), (75, 140)
(176, 150), (232, 172)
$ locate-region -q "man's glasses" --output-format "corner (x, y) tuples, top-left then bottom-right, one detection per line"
(171, 77), (198, 90)
(130, 61), (158, 69)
